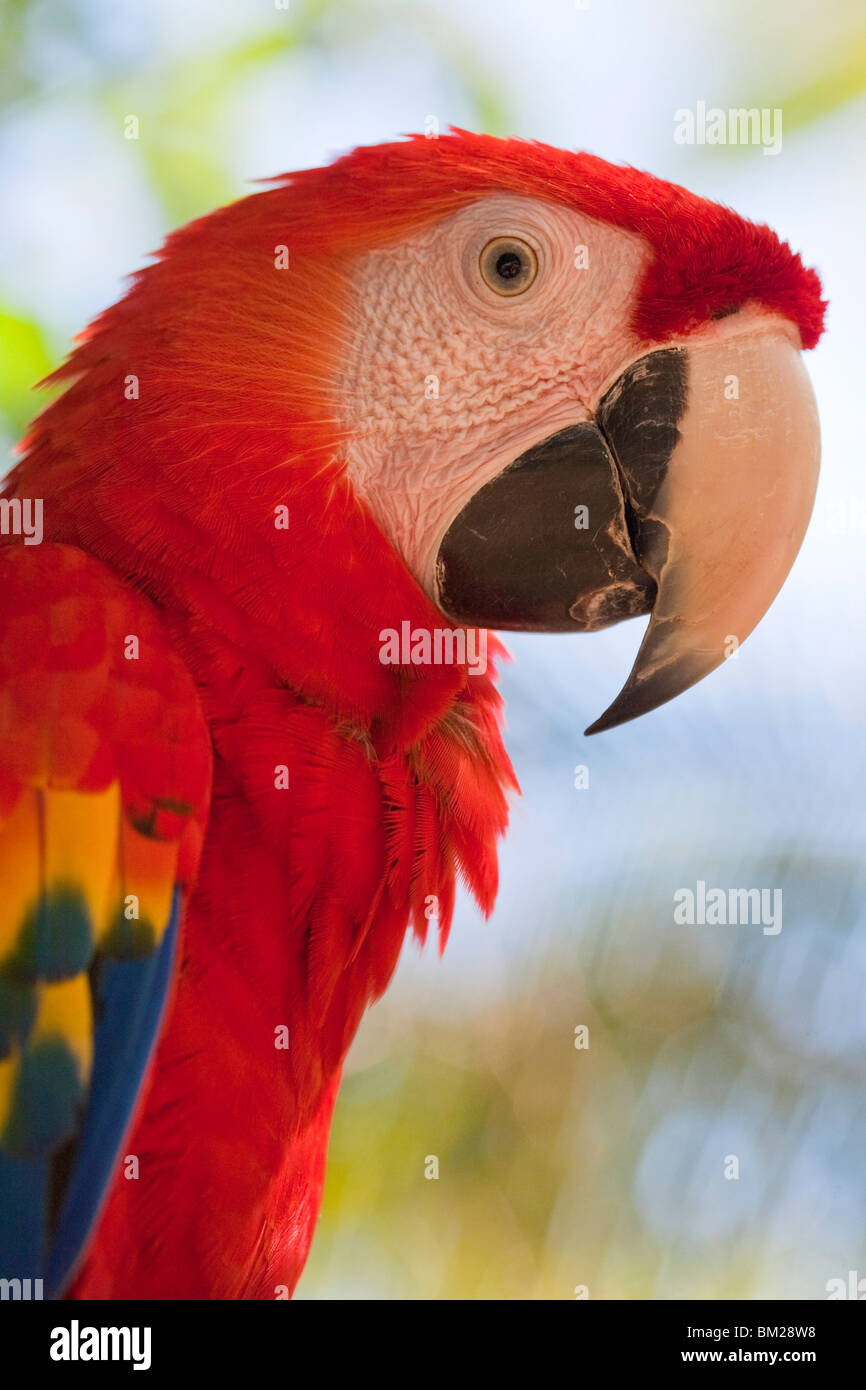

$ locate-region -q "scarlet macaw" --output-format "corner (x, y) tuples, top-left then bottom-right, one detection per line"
(0, 130), (823, 1298)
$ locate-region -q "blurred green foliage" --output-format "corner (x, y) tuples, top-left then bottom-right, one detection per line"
(305, 854), (866, 1299)
(0, 306), (54, 434)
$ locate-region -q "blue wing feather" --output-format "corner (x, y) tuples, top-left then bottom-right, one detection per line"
(0, 891), (181, 1297)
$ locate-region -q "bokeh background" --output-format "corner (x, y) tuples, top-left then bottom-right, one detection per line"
(1, 0), (865, 1300)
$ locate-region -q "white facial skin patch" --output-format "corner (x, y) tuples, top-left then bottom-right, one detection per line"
(340, 196), (652, 594)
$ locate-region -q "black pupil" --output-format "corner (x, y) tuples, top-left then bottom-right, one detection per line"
(495, 250), (523, 280)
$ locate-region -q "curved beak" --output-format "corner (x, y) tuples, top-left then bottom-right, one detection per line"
(586, 332), (820, 733)
(435, 328), (820, 735)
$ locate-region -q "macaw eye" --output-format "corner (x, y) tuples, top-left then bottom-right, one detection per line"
(479, 237), (538, 296)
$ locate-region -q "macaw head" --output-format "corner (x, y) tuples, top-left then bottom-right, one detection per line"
(317, 130), (824, 732)
(25, 129), (824, 744)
